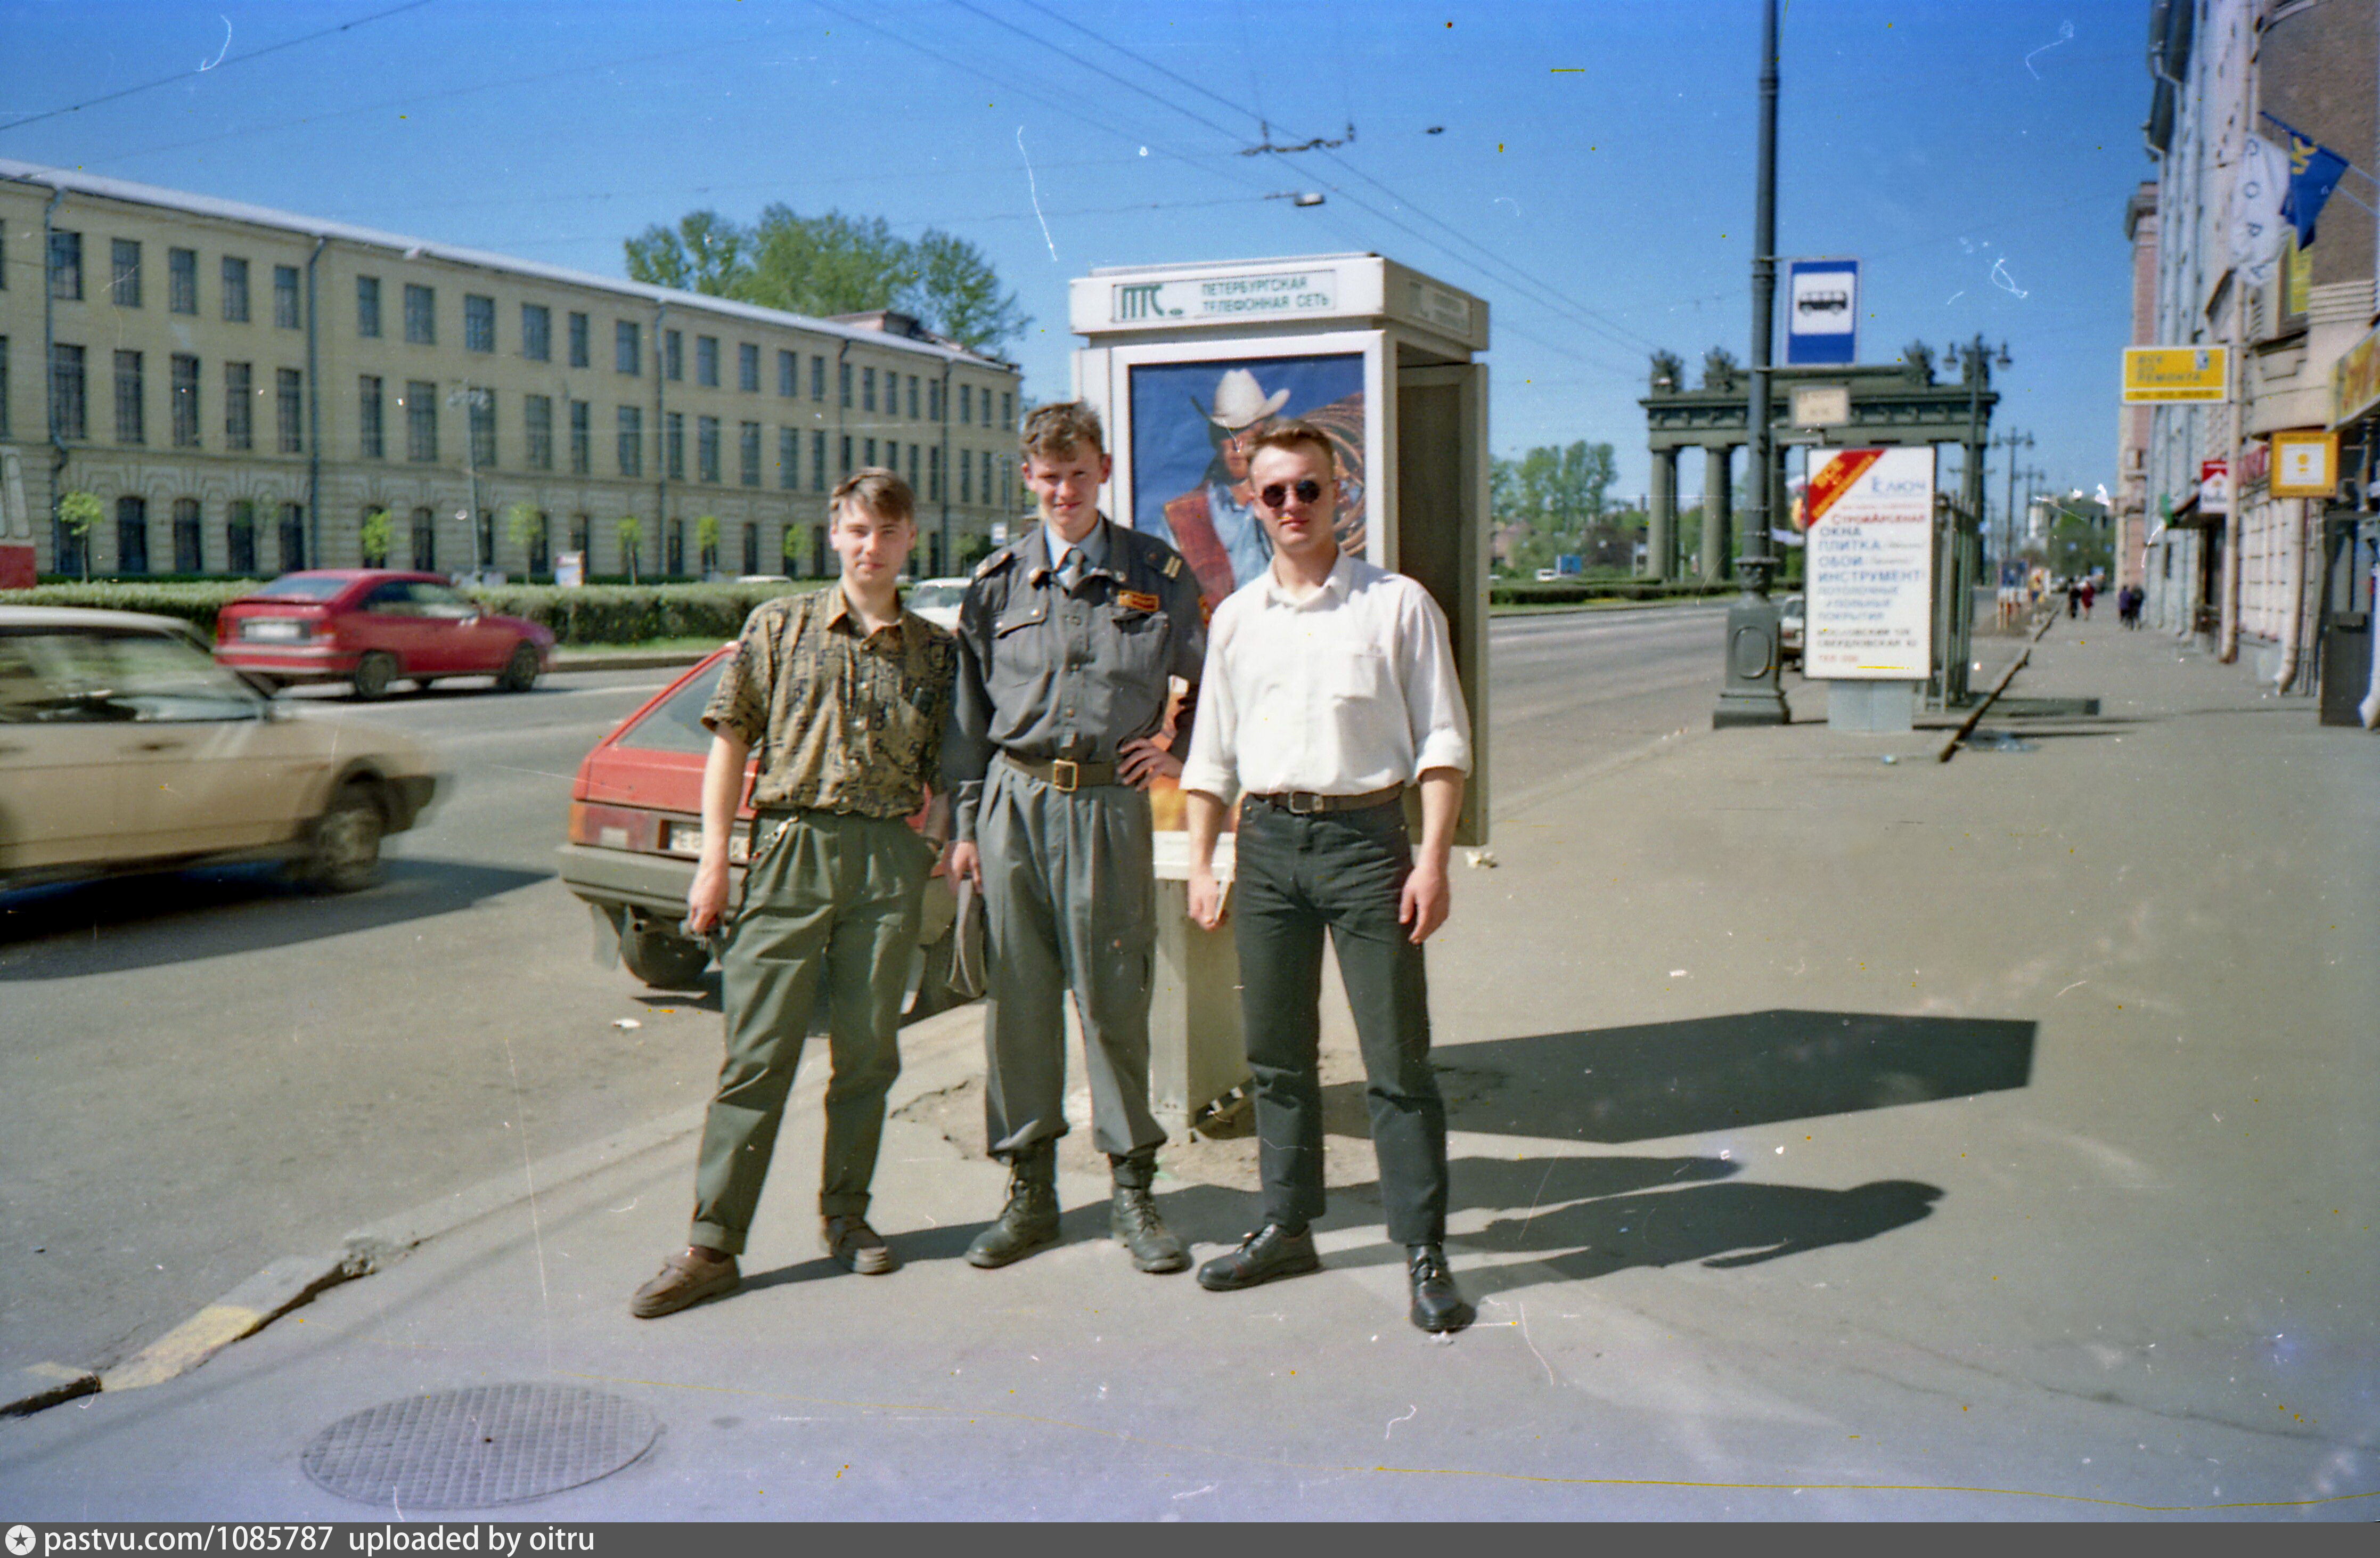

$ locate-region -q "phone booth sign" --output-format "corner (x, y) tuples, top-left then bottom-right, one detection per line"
(1067, 252), (1492, 1129)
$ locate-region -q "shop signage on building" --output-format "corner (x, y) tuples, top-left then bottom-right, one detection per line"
(2269, 430), (2338, 498)
(2199, 459), (2230, 515)
(2331, 322), (2380, 429)
(2123, 346), (2230, 403)
(1803, 446), (1935, 680)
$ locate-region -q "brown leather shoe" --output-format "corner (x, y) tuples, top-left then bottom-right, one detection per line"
(823, 1215), (897, 1275)
(629, 1248), (740, 1318)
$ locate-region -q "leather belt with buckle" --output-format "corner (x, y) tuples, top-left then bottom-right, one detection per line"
(1247, 784), (1405, 815)
(1000, 751), (1121, 793)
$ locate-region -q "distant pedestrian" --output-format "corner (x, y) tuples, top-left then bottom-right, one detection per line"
(2066, 581), (2080, 619)
(2080, 580), (2096, 619)
(1181, 420), (1478, 1335)
(631, 469), (956, 1319)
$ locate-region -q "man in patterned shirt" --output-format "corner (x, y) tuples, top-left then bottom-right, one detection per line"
(632, 468), (957, 1318)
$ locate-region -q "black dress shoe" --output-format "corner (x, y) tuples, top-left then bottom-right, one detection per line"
(1196, 1224), (1321, 1291)
(1407, 1244), (1473, 1333)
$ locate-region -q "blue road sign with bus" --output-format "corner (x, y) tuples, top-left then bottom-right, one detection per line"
(1786, 258), (1859, 365)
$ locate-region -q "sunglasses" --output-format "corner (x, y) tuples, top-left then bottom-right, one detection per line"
(1258, 479), (1327, 509)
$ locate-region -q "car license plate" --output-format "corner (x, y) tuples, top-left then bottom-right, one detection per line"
(243, 619), (302, 641)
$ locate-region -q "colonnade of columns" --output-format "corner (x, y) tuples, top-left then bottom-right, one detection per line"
(1644, 443), (1740, 584)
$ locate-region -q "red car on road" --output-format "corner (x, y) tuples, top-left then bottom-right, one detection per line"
(214, 570), (553, 699)
(559, 643), (958, 996)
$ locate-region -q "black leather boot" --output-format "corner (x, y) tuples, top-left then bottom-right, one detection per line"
(1407, 1243), (1474, 1333)
(966, 1144), (1061, 1268)
(1108, 1152), (1187, 1274)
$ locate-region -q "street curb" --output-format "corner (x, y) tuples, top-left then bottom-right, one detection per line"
(4, 1001), (990, 1418)
(1488, 596), (1733, 619)
(96, 1254), (355, 1393)
(1, 1363), (100, 1419)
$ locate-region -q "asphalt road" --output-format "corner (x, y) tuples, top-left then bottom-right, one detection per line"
(0, 603), (1736, 1378)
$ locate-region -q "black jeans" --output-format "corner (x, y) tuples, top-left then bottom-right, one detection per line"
(1232, 797), (1448, 1245)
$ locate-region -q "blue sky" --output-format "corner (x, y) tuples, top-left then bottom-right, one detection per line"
(1, 0), (2149, 511)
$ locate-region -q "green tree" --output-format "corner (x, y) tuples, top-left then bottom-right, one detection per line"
(616, 515), (644, 585)
(622, 210), (750, 296)
(56, 490), (102, 580)
(625, 206), (1030, 353)
(359, 508), (394, 567)
(1493, 441), (1620, 574)
(502, 501), (541, 564)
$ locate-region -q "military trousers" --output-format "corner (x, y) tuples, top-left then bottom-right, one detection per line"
(1232, 796), (1449, 1246)
(688, 809), (933, 1255)
(977, 755), (1165, 1161)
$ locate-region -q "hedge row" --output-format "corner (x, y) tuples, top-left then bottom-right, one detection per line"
(468, 582), (818, 646)
(9, 579), (826, 645)
(17, 575), (1745, 638)
(1487, 579), (1743, 606)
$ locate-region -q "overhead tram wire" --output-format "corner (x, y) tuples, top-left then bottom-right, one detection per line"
(939, 1), (1649, 378)
(1004, 0), (1667, 360)
(807, 1), (1640, 385)
(0, 0), (438, 136)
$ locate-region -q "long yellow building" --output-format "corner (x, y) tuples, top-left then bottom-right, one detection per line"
(0, 159), (1023, 582)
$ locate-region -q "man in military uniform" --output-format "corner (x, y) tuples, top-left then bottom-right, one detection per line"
(631, 469), (956, 1318)
(944, 401), (1207, 1273)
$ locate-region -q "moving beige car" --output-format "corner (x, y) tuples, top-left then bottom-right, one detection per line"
(0, 607), (441, 892)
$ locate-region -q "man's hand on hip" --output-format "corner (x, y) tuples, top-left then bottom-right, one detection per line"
(1117, 736), (1182, 789)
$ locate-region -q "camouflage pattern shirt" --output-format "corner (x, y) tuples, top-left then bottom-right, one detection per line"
(702, 585), (958, 817)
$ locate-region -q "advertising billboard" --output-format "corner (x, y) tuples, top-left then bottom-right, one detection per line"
(1125, 352), (1369, 606)
(2123, 346), (2229, 403)
(1804, 446), (1935, 680)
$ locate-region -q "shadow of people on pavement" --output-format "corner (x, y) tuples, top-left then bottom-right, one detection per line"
(1461, 1174), (1944, 1297)
(1409, 1009), (2035, 1143)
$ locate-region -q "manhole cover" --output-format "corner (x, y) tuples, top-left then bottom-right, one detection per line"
(301, 1384), (660, 1509)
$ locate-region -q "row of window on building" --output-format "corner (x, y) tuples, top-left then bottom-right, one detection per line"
(2, 337), (1015, 507)
(3, 336), (303, 452)
(31, 230), (306, 328)
(63, 494), (980, 583)
(26, 231), (1013, 431)
(56, 495), (309, 577)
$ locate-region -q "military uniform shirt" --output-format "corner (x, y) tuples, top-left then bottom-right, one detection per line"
(702, 584), (958, 817)
(944, 517), (1207, 841)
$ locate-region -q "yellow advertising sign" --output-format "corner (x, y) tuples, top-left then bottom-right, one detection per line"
(2270, 430), (2338, 498)
(2123, 346), (2229, 403)
(2332, 323), (2380, 429)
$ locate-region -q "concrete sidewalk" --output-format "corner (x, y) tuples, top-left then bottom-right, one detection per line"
(2, 618), (2372, 1520)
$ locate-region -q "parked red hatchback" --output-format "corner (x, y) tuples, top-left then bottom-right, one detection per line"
(559, 643), (957, 997)
(214, 569), (553, 700)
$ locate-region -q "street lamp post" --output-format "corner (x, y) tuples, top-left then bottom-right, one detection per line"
(447, 383), (489, 580)
(1713, 0), (1791, 728)
(1995, 429), (2034, 581)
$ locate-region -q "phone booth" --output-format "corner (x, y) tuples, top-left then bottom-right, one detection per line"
(1068, 252), (1492, 1130)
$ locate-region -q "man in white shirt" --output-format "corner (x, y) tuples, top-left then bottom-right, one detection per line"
(1178, 420), (1476, 1333)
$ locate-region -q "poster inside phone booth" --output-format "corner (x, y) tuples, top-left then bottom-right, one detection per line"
(1068, 254), (1493, 858)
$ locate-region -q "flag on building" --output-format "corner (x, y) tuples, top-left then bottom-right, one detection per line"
(2261, 111), (2353, 247)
